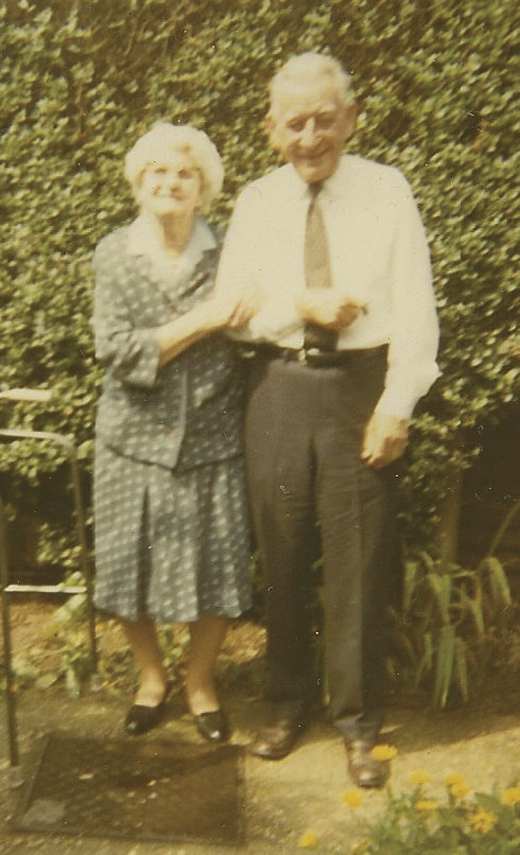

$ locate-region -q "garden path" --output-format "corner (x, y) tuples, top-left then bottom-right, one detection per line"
(1, 604), (519, 854)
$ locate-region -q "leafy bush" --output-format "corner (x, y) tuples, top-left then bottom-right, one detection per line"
(0, 0), (518, 573)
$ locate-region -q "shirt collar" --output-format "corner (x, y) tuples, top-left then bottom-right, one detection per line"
(127, 213), (216, 263)
(287, 155), (349, 202)
(324, 157), (349, 198)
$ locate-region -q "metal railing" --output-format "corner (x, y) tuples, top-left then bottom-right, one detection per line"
(0, 389), (97, 788)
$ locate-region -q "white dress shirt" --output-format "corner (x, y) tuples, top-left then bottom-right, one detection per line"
(216, 154), (439, 419)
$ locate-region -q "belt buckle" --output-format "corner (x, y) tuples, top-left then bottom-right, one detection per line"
(302, 347), (323, 366)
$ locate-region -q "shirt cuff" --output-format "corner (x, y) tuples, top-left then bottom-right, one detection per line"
(375, 365), (441, 420)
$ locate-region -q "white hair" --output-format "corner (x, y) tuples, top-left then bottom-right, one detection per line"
(269, 52), (356, 119)
(124, 122), (224, 209)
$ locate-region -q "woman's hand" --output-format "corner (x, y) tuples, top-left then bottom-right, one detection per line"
(202, 285), (263, 331)
(157, 286), (262, 367)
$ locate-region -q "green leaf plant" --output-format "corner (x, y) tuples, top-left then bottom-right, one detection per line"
(388, 538), (514, 707)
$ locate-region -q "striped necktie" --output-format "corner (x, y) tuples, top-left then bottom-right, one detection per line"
(303, 183), (338, 351)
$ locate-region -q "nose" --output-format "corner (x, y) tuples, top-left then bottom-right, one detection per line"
(300, 118), (318, 148)
(166, 171), (181, 189)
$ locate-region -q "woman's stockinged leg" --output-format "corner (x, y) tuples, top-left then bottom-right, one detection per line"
(186, 614), (228, 715)
(121, 615), (168, 707)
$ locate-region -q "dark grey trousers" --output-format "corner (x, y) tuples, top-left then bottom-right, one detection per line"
(244, 347), (399, 742)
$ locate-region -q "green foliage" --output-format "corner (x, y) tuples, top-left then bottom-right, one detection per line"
(50, 592), (190, 693)
(0, 0), (518, 571)
(389, 548), (513, 707)
(3, 585), (190, 695)
(300, 768), (520, 853)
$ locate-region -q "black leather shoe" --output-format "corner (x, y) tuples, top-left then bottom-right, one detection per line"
(345, 739), (389, 788)
(250, 717), (306, 760)
(194, 710), (229, 743)
(125, 685), (171, 736)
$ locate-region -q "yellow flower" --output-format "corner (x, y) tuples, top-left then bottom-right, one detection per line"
(298, 831), (318, 849)
(467, 807), (499, 834)
(503, 786), (520, 805)
(444, 772), (467, 787)
(342, 790), (364, 808)
(416, 799), (437, 814)
(410, 770), (431, 786)
(371, 744), (397, 762)
(450, 781), (471, 801)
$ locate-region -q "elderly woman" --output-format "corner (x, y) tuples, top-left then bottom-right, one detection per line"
(93, 123), (253, 741)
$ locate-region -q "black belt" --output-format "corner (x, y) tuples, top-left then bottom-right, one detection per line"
(241, 343), (388, 367)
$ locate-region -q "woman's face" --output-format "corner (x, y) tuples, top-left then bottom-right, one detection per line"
(137, 149), (203, 220)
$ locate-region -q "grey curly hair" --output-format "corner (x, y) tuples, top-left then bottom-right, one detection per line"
(268, 53), (356, 120)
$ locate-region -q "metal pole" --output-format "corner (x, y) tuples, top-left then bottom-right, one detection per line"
(0, 430), (98, 679)
(67, 445), (98, 681)
(0, 496), (23, 787)
(0, 395), (98, 778)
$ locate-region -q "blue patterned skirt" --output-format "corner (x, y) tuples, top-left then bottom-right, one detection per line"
(93, 443), (252, 623)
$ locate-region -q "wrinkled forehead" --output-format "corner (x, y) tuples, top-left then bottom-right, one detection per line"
(270, 77), (344, 123)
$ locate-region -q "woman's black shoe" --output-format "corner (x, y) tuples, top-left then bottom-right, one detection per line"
(194, 709), (229, 743)
(125, 685), (171, 736)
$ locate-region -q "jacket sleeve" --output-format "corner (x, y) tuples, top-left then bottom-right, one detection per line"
(92, 234), (162, 390)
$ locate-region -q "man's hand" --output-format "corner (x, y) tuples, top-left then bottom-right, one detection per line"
(296, 290), (365, 330)
(361, 412), (408, 470)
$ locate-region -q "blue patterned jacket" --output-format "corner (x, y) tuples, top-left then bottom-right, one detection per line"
(93, 216), (244, 471)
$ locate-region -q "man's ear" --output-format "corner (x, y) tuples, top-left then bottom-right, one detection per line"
(264, 112), (280, 151)
(344, 103), (358, 141)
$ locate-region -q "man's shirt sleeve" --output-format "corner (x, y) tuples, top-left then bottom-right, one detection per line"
(216, 185), (302, 342)
(374, 172), (440, 420)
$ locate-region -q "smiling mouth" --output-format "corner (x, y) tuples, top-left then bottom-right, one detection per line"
(300, 151), (327, 162)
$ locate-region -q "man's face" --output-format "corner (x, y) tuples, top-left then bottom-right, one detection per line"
(268, 77), (357, 184)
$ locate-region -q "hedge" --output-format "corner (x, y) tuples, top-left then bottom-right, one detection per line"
(0, 0), (518, 574)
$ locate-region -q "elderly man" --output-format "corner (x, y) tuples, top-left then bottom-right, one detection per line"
(217, 53), (439, 787)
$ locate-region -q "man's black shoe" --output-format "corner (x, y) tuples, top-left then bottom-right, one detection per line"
(345, 739), (389, 788)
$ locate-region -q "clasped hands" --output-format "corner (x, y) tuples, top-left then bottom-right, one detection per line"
(296, 289), (366, 330)
(205, 286), (366, 333)
(204, 285), (365, 334)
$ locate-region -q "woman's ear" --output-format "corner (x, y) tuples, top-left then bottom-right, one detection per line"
(132, 171), (145, 206)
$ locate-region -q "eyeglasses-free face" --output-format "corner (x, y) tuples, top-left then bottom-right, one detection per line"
(269, 77), (356, 185)
(137, 150), (203, 220)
